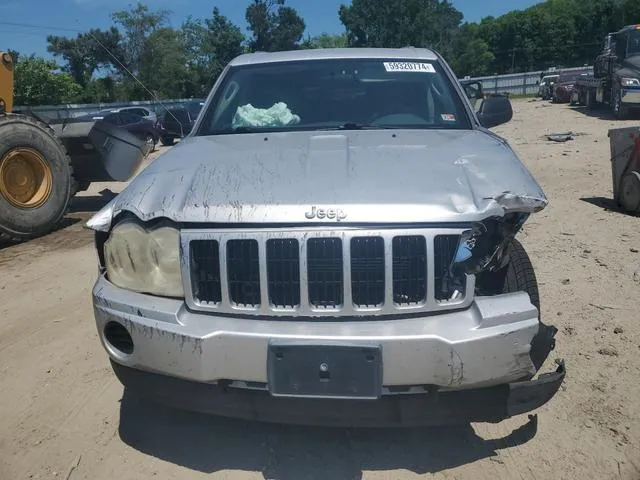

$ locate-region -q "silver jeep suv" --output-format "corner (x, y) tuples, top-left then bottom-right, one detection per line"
(89, 48), (565, 427)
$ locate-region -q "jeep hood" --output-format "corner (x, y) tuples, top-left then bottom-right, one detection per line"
(87, 129), (547, 231)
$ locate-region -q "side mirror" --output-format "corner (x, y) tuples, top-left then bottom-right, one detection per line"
(477, 95), (513, 129)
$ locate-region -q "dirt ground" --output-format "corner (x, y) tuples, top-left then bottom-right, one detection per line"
(1, 101), (639, 480)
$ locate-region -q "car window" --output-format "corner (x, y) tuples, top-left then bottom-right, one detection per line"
(628, 30), (640, 55)
(197, 58), (471, 135)
(119, 112), (142, 125)
(104, 113), (122, 125)
(557, 75), (576, 83)
(166, 109), (190, 123)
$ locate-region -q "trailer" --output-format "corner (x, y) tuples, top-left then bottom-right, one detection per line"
(572, 25), (640, 119)
(609, 126), (640, 213)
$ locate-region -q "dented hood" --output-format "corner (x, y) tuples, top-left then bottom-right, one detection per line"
(88, 129), (547, 231)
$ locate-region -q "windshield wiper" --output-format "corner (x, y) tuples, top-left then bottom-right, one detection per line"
(209, 126), (261, 135)
(326, 122), (394, 131)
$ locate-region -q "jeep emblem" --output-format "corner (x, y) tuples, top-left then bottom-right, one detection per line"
(305, 206), (347, 221)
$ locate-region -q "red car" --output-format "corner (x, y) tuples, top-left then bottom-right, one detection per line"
(552, 74), (579, 103)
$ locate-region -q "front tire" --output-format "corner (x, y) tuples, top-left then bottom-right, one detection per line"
(0, 114), (73, 242)
(476, 238), (557, 371)
(501, 239), (540, 311)
(160, 136), (174, 146)
(145, 134), (156, 152)
(614, 90), (629, 119)
(479, 238), (540, 312)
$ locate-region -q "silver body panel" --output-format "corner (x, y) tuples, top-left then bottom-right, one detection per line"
(94, 275), (539, 390)
(88, 48), (554, 404)
(227, 48), (439, 67)
(87, 129), (546, 232)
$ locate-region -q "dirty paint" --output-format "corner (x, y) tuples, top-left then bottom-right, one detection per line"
(86, 129), (547, 232)
(448, 348), (465, 385)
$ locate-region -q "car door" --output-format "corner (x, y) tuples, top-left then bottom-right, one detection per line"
(121, 112), (147, 138)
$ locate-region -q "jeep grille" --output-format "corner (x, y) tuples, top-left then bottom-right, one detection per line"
(183, 228), (473, 317)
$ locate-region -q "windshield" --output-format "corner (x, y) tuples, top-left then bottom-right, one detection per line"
(629, 30), (640, 55)
(197, 58), (471, 135)
(186, 101), (204, 117)
(557, 75), (576, 83)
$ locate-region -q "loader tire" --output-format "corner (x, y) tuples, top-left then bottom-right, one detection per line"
(0, 114), (73, 242)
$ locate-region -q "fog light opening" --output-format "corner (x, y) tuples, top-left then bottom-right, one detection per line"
(104, 322), (134, 355)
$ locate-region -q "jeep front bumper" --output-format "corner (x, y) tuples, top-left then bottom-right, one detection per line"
(93, 275), (564, 426)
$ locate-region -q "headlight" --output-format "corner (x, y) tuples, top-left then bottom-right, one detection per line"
(621, 77), (640, 87)
(104, 220), (184, 297)
(452, 213), (529, 275)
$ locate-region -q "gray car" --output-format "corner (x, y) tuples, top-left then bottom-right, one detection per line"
(88, 48), (565, 427)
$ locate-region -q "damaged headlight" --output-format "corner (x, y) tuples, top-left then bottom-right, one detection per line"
(103, 219), (184, 298)
(445, 214), (529, 292)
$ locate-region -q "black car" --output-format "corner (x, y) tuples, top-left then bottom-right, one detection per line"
(78, 110), (160, 154)
(159, 101), (204, 146)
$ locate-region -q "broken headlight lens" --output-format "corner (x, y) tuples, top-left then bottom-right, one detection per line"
(104, 220), (184, 298)
(452, 214), (529, 276)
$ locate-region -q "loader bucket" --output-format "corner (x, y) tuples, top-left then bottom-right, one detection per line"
(50, 119), (146, 184)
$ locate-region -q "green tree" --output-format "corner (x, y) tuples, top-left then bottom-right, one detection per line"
(182, 8), (245, 96)
(13, 55), (82, 106)
(47, 28), (123, 88)
(301, 33), (348, 49)
(111, 2), (171, 76)
(246, 0), (306, 52)
(138, 27), (187, 99)
(339, 0), (463, 51)
(83, 77), (117, 103)
(449, 24), (494, 76)
(472, 0), (640, 74)
(110, 2), (172, 99)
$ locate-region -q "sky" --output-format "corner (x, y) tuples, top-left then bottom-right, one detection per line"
(0, 0), (543, 58)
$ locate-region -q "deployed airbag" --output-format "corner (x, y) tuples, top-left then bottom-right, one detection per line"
(232, 102), (301, 128)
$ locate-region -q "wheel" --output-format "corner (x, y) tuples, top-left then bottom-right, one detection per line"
(618, 172), (640, 213)
(475, 238), (556, 371)
(160, 136), (174, 146)
(0, 114), (73, 242)
(586, 89), (596, 109)
(614, 89), (629, 119)
(144, 134), (156, 155)
(500, 238), (540, 312)
(476, 238), (540, 312)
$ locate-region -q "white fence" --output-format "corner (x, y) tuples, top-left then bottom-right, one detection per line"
(464, 66), (593, 96)
(13, 66), (595, 118)
(13, 98), (205, 120)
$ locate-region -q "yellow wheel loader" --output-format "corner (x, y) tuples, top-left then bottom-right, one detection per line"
(0, 52), (146, 242)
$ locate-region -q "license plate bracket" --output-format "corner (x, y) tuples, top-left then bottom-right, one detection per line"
(267, 342), (383, 400)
